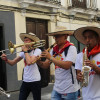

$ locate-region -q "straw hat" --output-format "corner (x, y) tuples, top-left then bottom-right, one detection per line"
(20, 32), (40, 42)
(47, 26), (74, 36)
(74, 26), (100, 44)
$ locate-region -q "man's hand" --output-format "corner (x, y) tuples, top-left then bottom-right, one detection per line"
(77, 71), (84, 82)
(84, 59), (94, 69)
(41, 50), (51, 60)
(1, 53), (8, 61)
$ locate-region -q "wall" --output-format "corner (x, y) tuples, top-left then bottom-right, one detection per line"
(0, 11), (21, 91)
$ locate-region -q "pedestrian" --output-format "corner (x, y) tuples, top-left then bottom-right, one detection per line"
(1, 32), (42, 100)
(36, 27), (80, 100)
(74, 26), (100, 100)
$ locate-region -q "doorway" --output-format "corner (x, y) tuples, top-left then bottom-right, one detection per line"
(0, 24), (7, 90)
(26, 18), (50, 87)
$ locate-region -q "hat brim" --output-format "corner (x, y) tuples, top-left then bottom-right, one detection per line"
(46, 30), (74, 36)
(73, 26), (100, 44)
(20, 33), (40, 42)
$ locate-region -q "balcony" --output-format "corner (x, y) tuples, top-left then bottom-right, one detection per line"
(67, 0), (98, 20)
(36, 0), (61, 5)
(67, 0), (97, 9)
(18, 0), (61, 9)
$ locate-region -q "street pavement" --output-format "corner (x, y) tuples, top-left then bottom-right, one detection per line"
(0, 83), (53, 100)
(0, 83), (83, 100)
(27, 83), (83, 100)
(27, 83), (53, 100)
(41, 83), (53, 100)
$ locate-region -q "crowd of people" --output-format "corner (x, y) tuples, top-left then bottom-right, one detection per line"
(1, 26), (100, 100)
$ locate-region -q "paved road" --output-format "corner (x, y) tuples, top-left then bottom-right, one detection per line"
(0, 83), (53, 100)
(41, 83), (83, 100)
(41, 83), (82, 100)
(41, 83), (53, 100)
(0, 83), (83, 100)
(26, 83), (53, 100)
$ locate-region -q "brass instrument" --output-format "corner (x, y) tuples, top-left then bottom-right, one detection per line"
(31, 43), (56, 64)
(8, 40), (46, 54)
(82, 46), (91, 87)
(0, 40), (46, 57)
(0, 87), (10, 98)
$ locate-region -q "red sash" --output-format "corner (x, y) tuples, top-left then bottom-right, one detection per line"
(53, 41), (74, 56)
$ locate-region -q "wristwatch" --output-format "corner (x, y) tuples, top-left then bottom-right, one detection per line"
(24, 51), (28, 53)
(50, 56), (53, 62)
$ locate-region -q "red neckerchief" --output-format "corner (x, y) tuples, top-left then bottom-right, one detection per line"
(53, 41), (74, 56)
(24, 59), (27, 66)
(83, 44), (100, 57)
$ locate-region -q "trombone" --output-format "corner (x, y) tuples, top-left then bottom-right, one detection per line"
(0, 40), (46, 57)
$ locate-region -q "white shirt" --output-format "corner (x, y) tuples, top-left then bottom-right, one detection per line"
(50, 45), (80, 94)
(75, 52), (100, 100)
(19, 48), (41, 82)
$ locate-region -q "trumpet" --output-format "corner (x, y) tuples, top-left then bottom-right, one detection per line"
(31, 43), (56, 64)
(82, 46), (91, 87)
(0, 87), (10, 98)
(0, 40), (46, 57)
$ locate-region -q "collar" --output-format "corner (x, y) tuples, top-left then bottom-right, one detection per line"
(53, 41), (74, 56)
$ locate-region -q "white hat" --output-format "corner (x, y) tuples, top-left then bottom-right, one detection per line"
(47, 26), (74, 36)
(20, 32), (40, 42)
(73, 26), (100, 44)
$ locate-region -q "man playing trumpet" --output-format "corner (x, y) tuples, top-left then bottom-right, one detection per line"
(74, 26), (100, 100)
(1, 32), (42, 100)
(37, 27), (80, 100)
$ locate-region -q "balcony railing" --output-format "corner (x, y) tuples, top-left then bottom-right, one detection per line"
(73, 0), (86, 9)
(18, 0), (61, 5)
(18, 0), (61, 9)
(36, 0), (61, 5)
(67, 0), (97, 9)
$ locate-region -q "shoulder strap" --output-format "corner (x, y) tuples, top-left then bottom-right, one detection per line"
(64, 45), (70, 56)
(53, 50), (55, 55)
(52, 45), (70, 56)
(64, 46), (74, 84)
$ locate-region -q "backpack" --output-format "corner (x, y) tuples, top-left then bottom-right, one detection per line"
(38, 47), (49, 88)
(52, 45), (75, 84)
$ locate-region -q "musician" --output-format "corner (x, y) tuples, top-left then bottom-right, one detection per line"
(74, 26), (100, 100)
(37, 28), (80, 100)
(1, 33), (42, 100)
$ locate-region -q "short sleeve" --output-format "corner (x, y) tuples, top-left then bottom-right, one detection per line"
(65, 46), (77, 63)
(75, 52), (83, 71)
(50, 49), (53, 56)
(19, 52), (24, 58)
(34, 48), (42, 56)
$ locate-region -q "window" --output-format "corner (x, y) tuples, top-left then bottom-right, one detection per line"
(72, 0), (86, 8)
(70, 35), (84, 53)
